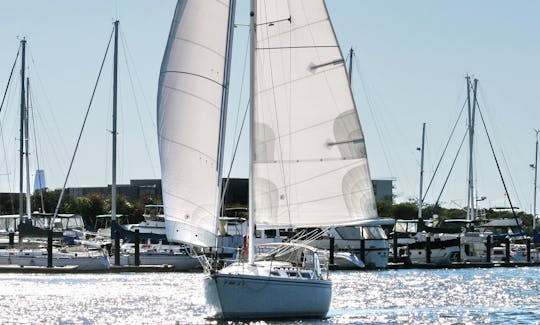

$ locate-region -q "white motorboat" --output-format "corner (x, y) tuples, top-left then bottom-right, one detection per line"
(119, 243), (201, 271)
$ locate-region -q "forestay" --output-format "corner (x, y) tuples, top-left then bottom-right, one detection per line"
(253, 0), (377, 228)
(157, 0), (231, 247)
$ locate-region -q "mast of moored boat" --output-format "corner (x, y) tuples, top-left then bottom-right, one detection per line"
(25, 77), (32, 219)
(466, 76), (478, 221)
(248, 0), (257, 265)
(111, 20), (119, 224)
(533, 129), (539, 233)
(18, 38), (26, 246)
(347, 48), (353, 84)
(215, 0), (236, 233)
(418, 123), (426, 221)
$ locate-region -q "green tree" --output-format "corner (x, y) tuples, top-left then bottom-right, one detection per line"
(392, 202), (418, 219)
(376, 200), (393, 218)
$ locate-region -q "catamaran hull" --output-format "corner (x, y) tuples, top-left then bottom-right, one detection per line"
(204, 273), (331, 320)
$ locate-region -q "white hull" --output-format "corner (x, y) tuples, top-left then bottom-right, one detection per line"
(319, 251), (364, 269)
(408, 246), (460, 265)
(363, 239), (389, 268)
(205, 263), (331, 320)
(0, 249), (110, 271)
(120, 253), (201, 271)
(311, 238), (388, 269)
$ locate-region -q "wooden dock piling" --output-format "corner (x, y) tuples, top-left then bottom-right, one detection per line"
(134, 229), (140, 266)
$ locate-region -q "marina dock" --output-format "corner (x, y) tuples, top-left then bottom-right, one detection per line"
(0, 264), (179, 273)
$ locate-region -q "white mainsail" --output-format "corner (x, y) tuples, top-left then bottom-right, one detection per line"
(157, 1), (232, 247)
(253, 0), (377, 228)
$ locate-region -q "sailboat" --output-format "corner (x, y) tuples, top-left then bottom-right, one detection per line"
(158, 0), (378, 319)
(0, 39), (110, 271)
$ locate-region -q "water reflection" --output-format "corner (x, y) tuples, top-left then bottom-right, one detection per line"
(1, 267), (539, 323)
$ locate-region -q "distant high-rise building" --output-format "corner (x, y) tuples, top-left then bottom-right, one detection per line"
(33, 169), (46, 191)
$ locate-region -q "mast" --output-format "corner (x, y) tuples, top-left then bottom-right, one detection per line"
(18, 38), (26, 234)
(111, 20), (119, 222)
(25, 77), (31, 218)
(418, 123), (426, 221)
(533, 129), (539, 232)
(470, 78), (478, 220)
(215, 0), (236, 221)
(466, 76), (473, 221)
(248, 0), (256, 265)
(347, 48), (353, 84)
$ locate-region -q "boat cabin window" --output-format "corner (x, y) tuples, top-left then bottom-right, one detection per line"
(361, 226), (387, 240)
(279, 229), (293, 237)
(286, 271), (299, 277)
(264, 229), (277, 238)
(394, 222), (417, 234)
(300, 272), (311, 279)
(270, 270), (280, 276)
(255, 230), (262, 238)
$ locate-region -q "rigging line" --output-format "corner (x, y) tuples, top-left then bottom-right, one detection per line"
(499, 143), (522, 208)
(0, 46), (20, 114)
(476, 99), (523, 234)
(120, 30), (157, 177)
(28, 84), (41, 174)
(477, 85), (523, 210)
(256, 161), (361, 198)
(434, 130), (467, 208)
(256, 16), (291, 26)
(256, 45), (337, 50)
(229, 27), (250, 160)
(28, 83), (45, 212)
(352, 53), (395, 180)
(261, 2), (292, 225)
(423, 97), (467, 201)
(33, 102), (66, 188)
(28, 49), (73, 176)
(0, 46), (19, 199)
(121, 30), (156, 132)
(52, 27), (114, 220)
(220, 99), (248, 214)
(256, 186), (371, 209)
(221, 42), (251, 214)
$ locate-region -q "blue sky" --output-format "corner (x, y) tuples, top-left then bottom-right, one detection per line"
(0, 1), (538, 213)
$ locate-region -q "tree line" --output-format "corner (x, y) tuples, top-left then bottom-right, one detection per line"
(0, 189), (161, 230)
(377, 201), (534, 234)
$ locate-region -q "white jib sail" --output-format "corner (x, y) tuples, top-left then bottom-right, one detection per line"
(157, 0), (231, 247)
(253, 0), (378, 228)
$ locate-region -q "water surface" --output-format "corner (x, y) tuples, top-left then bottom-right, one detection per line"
(1, 267), (539, 324)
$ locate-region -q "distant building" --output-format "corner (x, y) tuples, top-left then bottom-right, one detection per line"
(66, 177), (394, 205)
(67, 179), (162, 201)
(372, 179), (394, 203)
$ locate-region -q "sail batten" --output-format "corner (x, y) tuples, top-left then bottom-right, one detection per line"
(158, 1), (232, 248)
(253, 0), (378, 228)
